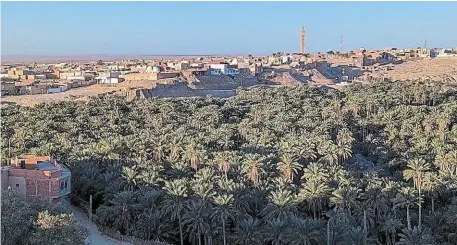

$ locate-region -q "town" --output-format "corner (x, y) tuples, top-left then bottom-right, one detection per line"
(2, 28), (457, 107)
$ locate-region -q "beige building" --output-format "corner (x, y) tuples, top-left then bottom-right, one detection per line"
(175, 62), (190, 71)
(59, 72), (75, 79)
(124, 72), (180, 81)
(8, 68), (33, 80)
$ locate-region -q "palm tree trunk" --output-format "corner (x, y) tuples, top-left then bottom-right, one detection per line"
(198, 232), (202, 245)
(431, 198), (435, 214)
(222, 219), (227, 245)
(391, 231), (396, 245)
(363, 210), (367, 232)
(178, 214), (184, 245)
(313, 203), (317, 220)
(418, 187), (422, 229)
(406, 205), (411, 230)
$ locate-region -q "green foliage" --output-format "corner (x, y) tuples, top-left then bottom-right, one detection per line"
(1, 81), (457, 245)
(1, 189), (88, 245)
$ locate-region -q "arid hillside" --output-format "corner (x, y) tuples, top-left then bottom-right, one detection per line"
(372, 58), (457, 82)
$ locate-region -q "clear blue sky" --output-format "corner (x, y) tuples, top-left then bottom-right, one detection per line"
(2, 1), (457, 56)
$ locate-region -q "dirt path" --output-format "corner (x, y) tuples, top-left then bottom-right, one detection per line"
(67, 204), (131, 245)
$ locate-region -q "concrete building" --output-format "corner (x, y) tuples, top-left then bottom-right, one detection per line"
(123, 72), (180, 81)
(1, 155), (71, 201)
(59, 71), (75, 79)
(249, 63), (263, 76)
(209, 63), (229, 74)
(25, 83), (48, 95)
(48, 85), (68, 93)
(436, 48), (456, 57)
(190, 63), (204, 69)
(209, 63), (240, 75)
(175, 62), (190, 71)
(0, 72), (10, 79)
(8, 67), (28, 79)
(0, 81), (16, 95)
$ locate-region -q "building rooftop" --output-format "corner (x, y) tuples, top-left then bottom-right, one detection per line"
(35, 162), (58, 172)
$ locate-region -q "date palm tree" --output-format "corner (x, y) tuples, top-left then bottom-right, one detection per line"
(285, 216), (325, 245)
(211, 194), (236, 245)
(215, 151), (236, 181)
(185, 141), (204, 171)
(183, 200), (211, 245)
(163, 179), (188, 245)
(242, 154), (265, 185)
(261, 189), (298, 221)
(380, 214), (404, 245)
(122, 166), (138, 191)
(394, 187), (418, 230)
(277, 153), (301, 182)
(233, 216), (263, 245)
(404, 158), (430, 228)
(396, 226), (435, 245)
(330, 186), (358, 215)
(262, 218), (288, 245)
(299, 179), (330, 219)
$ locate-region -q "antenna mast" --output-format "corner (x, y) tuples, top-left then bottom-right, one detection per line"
(340, 35), (343, 53)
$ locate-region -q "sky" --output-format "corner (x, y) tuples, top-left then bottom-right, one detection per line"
(2, 1), (457, 56)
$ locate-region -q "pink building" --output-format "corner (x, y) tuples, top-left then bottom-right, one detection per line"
(1, 155), (71, 201)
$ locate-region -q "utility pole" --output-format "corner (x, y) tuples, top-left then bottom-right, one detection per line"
(8, 138), (11, 165)
(340, 35), (343, 54)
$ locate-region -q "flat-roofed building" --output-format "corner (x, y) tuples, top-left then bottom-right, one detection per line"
(1, 155), (71, 202)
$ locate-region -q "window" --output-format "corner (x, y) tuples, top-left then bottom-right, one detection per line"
(16, 184), (19, 187)
(20, 160), (25, 169)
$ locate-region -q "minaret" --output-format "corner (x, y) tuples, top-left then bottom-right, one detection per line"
(424, 37), (427, 49)
(301, 26), (306, 54)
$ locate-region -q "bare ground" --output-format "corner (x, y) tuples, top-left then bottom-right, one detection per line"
(372, 58), (457, 82)
(0, 80), (174, 107)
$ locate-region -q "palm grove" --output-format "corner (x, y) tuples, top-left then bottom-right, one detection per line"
(1, 81), (457, 245)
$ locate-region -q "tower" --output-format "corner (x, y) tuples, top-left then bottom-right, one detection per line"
(424, 37), (427, 49)
(301, 26), (306, 54)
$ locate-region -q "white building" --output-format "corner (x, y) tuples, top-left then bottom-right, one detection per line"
(190, 63), (204, 68)
(95, 77), (120, 84)
(210, 64), (228, 74)
(282, 56), (291, 64)
(436, 48), (456, 57)
(67, 76), (85, 80)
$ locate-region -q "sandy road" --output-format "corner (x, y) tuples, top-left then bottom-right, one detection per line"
(66, 203), (132, 245)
